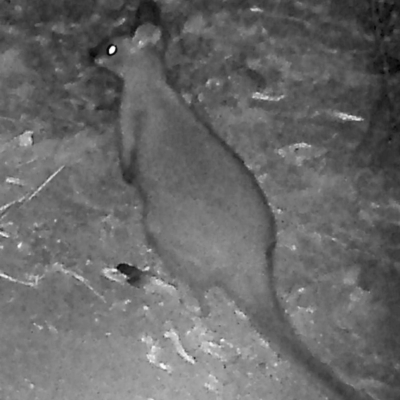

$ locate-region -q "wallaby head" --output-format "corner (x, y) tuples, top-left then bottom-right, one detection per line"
(88, 0), (168, 63)
(93, 24), (163, 78)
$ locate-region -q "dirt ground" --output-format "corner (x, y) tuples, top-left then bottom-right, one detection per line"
(0, 0), (400, 399)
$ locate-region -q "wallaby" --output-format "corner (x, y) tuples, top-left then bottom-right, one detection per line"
(91, 2), (374, 400)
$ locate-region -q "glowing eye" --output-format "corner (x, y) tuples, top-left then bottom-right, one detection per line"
(107, 44), (117, 56)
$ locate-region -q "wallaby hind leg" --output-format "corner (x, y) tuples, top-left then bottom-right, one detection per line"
(146, 233), (215, 315)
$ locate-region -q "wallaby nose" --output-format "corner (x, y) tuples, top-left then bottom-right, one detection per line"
(88, 47), (98, 60)
(88, 42), (102, 62)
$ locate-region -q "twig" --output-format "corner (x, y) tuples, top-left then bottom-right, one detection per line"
(0, 269), (42, 287)
(0, 165), (66, 220)
(52, 262), (107, 303)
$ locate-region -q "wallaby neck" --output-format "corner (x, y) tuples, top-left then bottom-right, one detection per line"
(124, 49), (164, 82)
(121, 57), (180, 115)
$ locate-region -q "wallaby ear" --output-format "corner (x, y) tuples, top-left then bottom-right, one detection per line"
(134, 23), (162, 49)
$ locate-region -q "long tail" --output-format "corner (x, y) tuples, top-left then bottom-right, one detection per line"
(226, 253), (374, 400)
(249, 295), (374, 400)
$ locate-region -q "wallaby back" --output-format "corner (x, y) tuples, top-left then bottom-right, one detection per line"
(92, 4), (374, 400)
